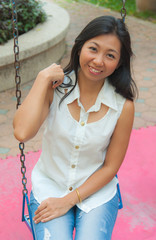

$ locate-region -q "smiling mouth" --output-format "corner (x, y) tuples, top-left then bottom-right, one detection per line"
(89, 66), (103, 74)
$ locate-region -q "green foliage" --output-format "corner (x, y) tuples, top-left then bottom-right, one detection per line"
(83, 0), (156, 23)
(0, 0), (47, 44)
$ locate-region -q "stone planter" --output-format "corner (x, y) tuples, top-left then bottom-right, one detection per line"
(136, 0), (156, 12)
(0, 2), (70, 92)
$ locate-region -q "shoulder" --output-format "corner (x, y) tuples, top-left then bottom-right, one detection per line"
(118, 99), (134, 127)
(111, 99), (134, 142)
(113, 88), (134, 115)
(122, 99), (134, 115)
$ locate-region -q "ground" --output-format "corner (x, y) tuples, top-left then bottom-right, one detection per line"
(0, 1), (156, 239)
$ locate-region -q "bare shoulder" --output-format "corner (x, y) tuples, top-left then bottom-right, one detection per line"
(123, 99), (135, 113)
(118, 99), (134, 129)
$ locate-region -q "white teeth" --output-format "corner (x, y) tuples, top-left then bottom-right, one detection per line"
(90, 67), (101, 73)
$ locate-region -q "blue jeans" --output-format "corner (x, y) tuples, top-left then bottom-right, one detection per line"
(30, 191), (118, 240)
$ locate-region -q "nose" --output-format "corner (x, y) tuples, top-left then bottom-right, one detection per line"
(93, 54), (104, 67)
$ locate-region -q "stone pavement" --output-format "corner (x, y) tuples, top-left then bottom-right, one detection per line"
(0, 0), (156, 159)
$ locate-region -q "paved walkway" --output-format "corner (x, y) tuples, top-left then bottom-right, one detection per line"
(0, 0), (156, 159)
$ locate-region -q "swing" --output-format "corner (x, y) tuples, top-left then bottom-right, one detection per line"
(11, 0), (36, 239)
(11, 0), (126, 239)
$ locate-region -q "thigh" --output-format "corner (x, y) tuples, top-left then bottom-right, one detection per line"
(30, 192), (75, 240)
(75, 192), (119, 240)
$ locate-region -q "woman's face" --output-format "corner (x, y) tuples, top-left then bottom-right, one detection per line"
(79, 34), (121, 84)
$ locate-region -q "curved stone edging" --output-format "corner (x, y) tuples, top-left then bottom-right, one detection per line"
(0, 2), (70, 92)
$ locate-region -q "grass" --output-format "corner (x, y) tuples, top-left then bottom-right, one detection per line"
(82, 0), (156, 23)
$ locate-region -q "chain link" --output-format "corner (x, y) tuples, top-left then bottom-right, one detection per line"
(19, 143), (28, 195)
(121, 0), (127, 22)
(12, 0), (21, 109)
(11, 0), (28, 196)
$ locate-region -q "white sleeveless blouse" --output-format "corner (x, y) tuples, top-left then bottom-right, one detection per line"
(31, 71), (126, 213)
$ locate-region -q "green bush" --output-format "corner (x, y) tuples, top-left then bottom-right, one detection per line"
(0, 0), (47, 44)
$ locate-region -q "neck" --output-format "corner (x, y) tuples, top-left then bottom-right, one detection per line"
(78, 70), (105, 96)
(77, 70), (105, 111)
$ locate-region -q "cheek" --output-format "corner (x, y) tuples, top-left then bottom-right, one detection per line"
(79, 50), (92, 67)
(106, 61), (119, 72)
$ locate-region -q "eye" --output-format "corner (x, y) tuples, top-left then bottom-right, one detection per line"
(107, 53), (115, 59)
(89, 47), (97, 52)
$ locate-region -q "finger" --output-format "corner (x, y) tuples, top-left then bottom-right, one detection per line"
(52, 80), (63, 88)
(34, 207), (47, 219)
(51, 63), (58, 67)
(34, 214), (49, 224)
(41, 214), (55, 223)
(33, 209), (48, 223)
(35, 202), (47, 215)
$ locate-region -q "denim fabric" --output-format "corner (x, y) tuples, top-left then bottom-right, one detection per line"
(30, 191), (118, 240)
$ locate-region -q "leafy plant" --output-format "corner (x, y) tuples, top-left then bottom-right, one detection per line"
(0, 0), (47, 44)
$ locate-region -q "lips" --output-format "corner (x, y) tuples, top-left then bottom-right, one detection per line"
(89, 66), (103, 75)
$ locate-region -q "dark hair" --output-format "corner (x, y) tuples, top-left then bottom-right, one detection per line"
(58, 15), (138, 103)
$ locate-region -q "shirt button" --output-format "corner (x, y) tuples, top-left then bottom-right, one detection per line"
(69, 187), (73, 191)
(71, 164), (76, 168)
(75, 145), (79, 149)
(81, 121), (85, 126)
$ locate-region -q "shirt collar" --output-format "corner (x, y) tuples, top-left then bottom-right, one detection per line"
(64, 71), (118, 112)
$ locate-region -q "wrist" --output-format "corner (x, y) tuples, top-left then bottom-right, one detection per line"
(37, 70), (52, 87)
(63, 189), (81, 208)
(75, 188), (82, 203)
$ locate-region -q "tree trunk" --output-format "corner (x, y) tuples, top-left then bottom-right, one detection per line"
(136, 0), (156, 12)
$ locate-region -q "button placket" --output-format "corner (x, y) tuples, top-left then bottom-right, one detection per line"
(67, 108), (87, 192)
(67, 126), (81, 190)
(79, 107), (88, 126)
(71, 164), (76, 168)
(80, 121), (85, 126)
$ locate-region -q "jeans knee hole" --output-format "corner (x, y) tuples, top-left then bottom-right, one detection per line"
(78, 211), (84, 219)
(100, 219), (107, 234)
(44, 228), (51, 240)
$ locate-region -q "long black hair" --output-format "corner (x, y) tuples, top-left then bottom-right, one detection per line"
(58, 15), (138, 104)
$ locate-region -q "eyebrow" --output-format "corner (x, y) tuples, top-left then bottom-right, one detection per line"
(90, 41), (120, 55)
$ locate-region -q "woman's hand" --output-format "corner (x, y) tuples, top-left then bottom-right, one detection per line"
(39, 63), (64, 89)
(33, 197), (73, 224)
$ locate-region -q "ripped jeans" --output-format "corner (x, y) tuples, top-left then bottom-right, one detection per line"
(30, 191), (118, 240)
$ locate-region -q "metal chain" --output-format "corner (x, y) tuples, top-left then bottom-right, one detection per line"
(11, 0), (21, 109)
(11, 0), (28, 195)
(19, 143), (28, 195)
(121, 0), (127, 22)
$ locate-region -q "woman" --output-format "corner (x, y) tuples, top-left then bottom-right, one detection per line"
(13, 16), (137, 240)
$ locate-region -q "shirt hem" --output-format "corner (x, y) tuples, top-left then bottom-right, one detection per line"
(76, 187), (118, 213)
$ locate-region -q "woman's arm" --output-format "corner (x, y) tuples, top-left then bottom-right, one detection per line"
(34, 99), (134, 223)
(13, 64), (64, 142)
